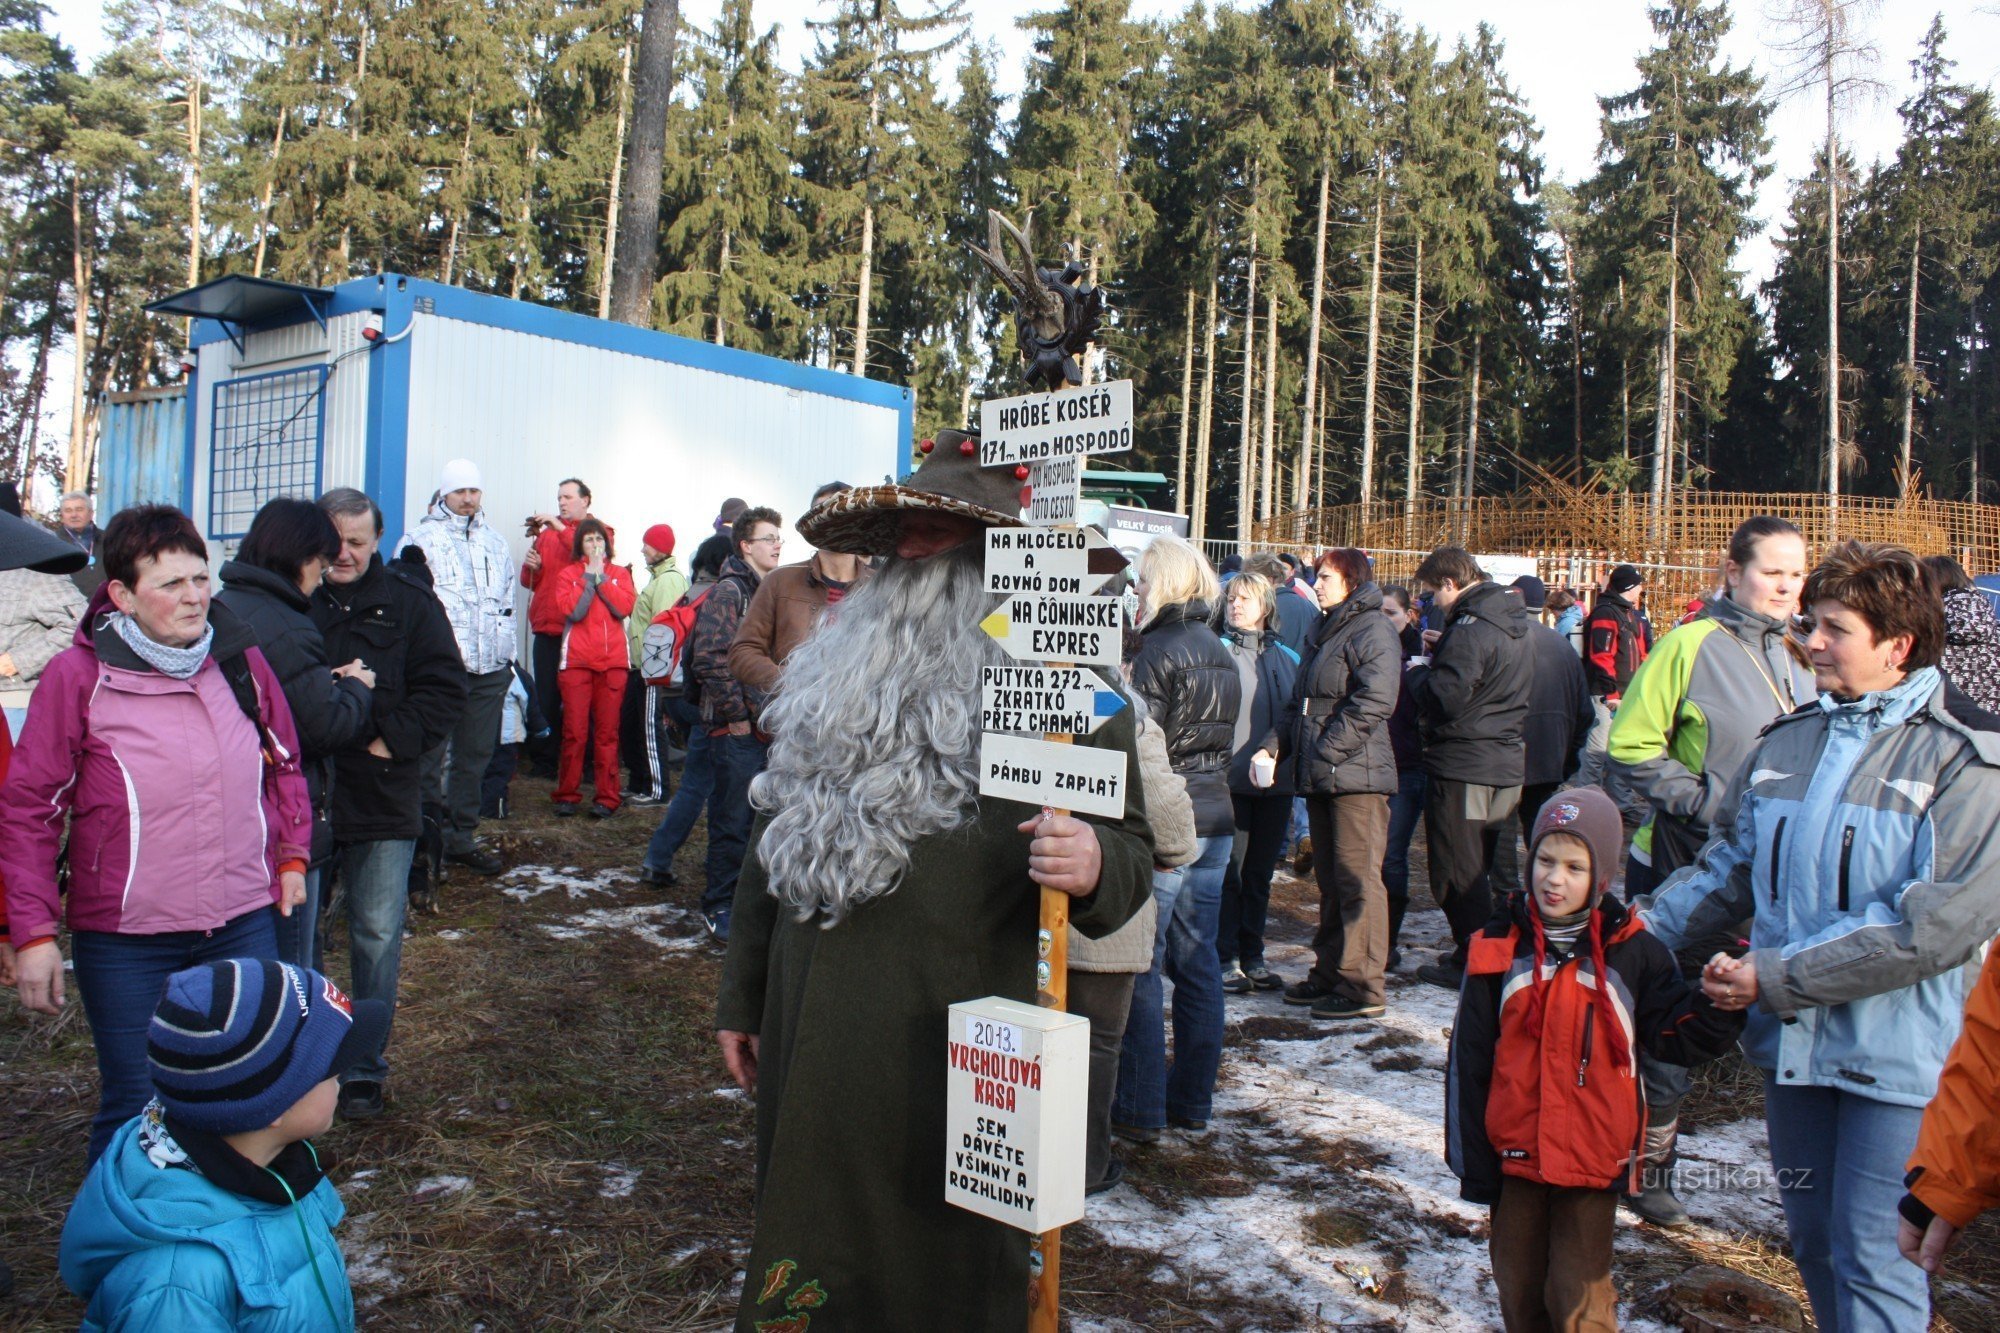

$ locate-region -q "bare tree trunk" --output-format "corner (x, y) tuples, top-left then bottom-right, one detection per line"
(1462, 330), (1482, 503)
(1300, 163), (1330, 517)
(67, 179), (91, 492)
(1651, 208), (1678, 514)
(599, 42), (631, 320)
(252, 108), (287, 279)
(852, 30), (884, 377)
(1193, 272), (1218, 541)
(1564, 246), (1583, 475)
(338, 20), (370, 274)
(185, 73), (203, 290)
(1618, 275), (1631, 472)
(714, 228), (731, 345)
(1176, 287), (1195, 513)
(1403, 232), (1424, 535)
(1900, 226), (1920, 486)
(1359, 157), (1385, 523)
(1825, 72), (1841, 517)
(1237, 225), (1259, 543)
(10, 310), (53, 479)
(1260, 291), (1277, 523)
(442, 85), (479, 285)
(608, 0), (681, 325)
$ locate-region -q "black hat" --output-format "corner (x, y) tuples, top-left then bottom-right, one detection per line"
(1606, 564), (1644, 597)
(797, 429), (1027, 557)
(1510, 574), (1548, 610)
(0, 511), (87, 576)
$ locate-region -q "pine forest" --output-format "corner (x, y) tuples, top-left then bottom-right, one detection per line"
(6, 0), (2000, 540)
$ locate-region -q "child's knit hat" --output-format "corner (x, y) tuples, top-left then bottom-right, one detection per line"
(149, 960), (388, 1134)
(1527, 787), (1624, 904)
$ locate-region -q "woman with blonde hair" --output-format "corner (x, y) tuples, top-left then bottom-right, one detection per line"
(1216, 571), (1301, 992)
(1112, 535), (1241, 1142)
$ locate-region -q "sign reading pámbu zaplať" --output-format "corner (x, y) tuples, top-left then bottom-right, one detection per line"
(979, 592), (1123, 668)
(978, 731), (1126, 819)
(980, 665), (1128, 736)
(945, 996), (1089, 1234)
(978, 380), (1134, 466)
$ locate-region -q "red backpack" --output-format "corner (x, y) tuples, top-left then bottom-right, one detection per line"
(641, 586), (713, 690)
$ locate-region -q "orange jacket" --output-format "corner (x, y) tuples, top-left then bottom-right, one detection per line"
(1907, 947), (2000, 1229)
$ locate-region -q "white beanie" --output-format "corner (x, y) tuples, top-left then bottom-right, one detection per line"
(438, 458), (482, 494)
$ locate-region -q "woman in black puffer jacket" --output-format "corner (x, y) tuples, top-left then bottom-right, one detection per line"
(1274, 547), (1400, 1022)
(1112, 535), (1241, 1141)
(217, 499), (375, 969)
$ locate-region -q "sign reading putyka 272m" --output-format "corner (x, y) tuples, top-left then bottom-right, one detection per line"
(981, 666), (1128, 737)
(978, 380), (1134, 466)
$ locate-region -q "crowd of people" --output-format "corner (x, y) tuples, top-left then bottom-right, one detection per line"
(2, 455), (2000, 1330)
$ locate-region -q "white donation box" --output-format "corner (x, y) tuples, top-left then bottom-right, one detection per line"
(944, 996), (1090, 1233)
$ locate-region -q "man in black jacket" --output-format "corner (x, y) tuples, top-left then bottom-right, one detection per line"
(1490, 577), (1594, 896)
(1409, 547), (1533, 988)
(311, 487), (468, 1121)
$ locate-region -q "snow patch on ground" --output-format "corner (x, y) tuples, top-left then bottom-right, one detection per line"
(1073, 905), (1769, 1331)
(338, 1168), (377, 1196)
(435, 928), (466, 940)
(344, 1212), (402, 1305)
(599, 1163), (641, 1198)
(501, 865), (629, 902)
(411, 1174), (473, 1204)
(540, 901), (706, 949)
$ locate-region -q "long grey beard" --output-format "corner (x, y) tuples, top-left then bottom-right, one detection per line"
(750, 544), (1007, 926)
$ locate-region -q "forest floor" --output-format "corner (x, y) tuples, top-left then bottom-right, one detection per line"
(2, 772), (1997, 1330)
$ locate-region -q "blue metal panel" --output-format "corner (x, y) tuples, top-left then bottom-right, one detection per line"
(365, 281), (415, 544)
(96, 388), (189, 516)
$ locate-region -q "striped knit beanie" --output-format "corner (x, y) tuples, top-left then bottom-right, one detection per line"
(149, 959), (389, 1134)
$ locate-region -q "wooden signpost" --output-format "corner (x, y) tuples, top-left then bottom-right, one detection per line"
(946, 375), (1136, 1332)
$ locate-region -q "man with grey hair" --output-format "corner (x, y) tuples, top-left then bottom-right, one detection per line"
(53, 491), (104, 595)
(713, 432), (1155, 1327)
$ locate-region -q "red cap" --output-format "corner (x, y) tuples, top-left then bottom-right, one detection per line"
(643, 524), (676, 556)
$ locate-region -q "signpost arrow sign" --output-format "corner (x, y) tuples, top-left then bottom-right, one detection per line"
(981, 665), (1128, 736)
(985, 526), (1124, 595)
(978, 380), (1135, 466)
(979, 732), (1128, 820)
(979, 593), (1124, 667)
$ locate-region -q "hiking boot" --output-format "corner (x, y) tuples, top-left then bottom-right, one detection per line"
(1168, 1115), (1211, 1140)
(1311, 993), (1386, 1021)
(1220, 966), (1253, 995)
(1291, 838), (1314, 874)
(554, 803), (578, 818)
(639, 865), (678, 889)
(1416, 958), (1465, 991)
(447, 845), (505, 875)
(1388, 947), (1403, 972)
(1244, 964), (1283, 991)
(337, 1080), (385, 1122)
(1623, 1176), (1693, 1229)
(1282, 979), (1335, 1007)
(1110, 1121), (1161, 1145)
(590, 803), (617, 820)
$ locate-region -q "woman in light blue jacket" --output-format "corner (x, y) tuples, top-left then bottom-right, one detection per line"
(1646, 541), (2000, 1333)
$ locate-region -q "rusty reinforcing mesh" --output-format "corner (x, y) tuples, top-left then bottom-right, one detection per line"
(1242, 487), (2000, 615)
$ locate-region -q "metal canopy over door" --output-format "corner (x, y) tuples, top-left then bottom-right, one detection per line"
(207, 364), (330, 544)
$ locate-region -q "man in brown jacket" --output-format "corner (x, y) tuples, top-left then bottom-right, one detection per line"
(727, 482), (870, 698)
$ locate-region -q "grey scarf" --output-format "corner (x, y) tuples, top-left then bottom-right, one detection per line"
(110, 612), (214, 679)
(1537, 904), (1592, 955)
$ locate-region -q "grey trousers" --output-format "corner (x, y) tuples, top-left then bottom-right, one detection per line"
(1575, 699), (1649, 825)
(422, 665), (513, 854)
(1066, 969), (1137, 1190)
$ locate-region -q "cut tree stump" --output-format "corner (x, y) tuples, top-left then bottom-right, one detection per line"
(1664, 1265), (1806, 1332)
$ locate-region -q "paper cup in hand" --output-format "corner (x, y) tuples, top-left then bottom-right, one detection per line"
(1250, 752), (1277, 788)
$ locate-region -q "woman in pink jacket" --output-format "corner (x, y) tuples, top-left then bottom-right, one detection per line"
(551, 518), (636, 816)
(0, 505), (311, 1163)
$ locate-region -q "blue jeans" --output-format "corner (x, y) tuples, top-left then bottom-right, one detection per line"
(1764, 1078), (1929, 1332)
(705, 732), (770, 916)
(340, 839), (417, 1084)
(645, 721), (715, 876)
(1382, 769), (1426, 949)
(276, 865), (322, 971)
(1112, 835), (1230, 1128)
(71, 906), (279, 1164)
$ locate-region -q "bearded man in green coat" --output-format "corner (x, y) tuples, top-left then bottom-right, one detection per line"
(715, 433), (1154, 1330)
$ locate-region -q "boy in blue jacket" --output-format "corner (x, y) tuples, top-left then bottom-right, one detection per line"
(60, 958), (388, 1331)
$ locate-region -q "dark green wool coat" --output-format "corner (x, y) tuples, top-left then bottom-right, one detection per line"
(716, 710), (1154, 1332)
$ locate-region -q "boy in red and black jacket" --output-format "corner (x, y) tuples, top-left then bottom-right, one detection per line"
(1445, 786), (1741, 1330)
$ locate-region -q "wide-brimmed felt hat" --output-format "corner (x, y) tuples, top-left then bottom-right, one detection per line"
(0, 511), (87, 575)
(798, 428), (1027, 556)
